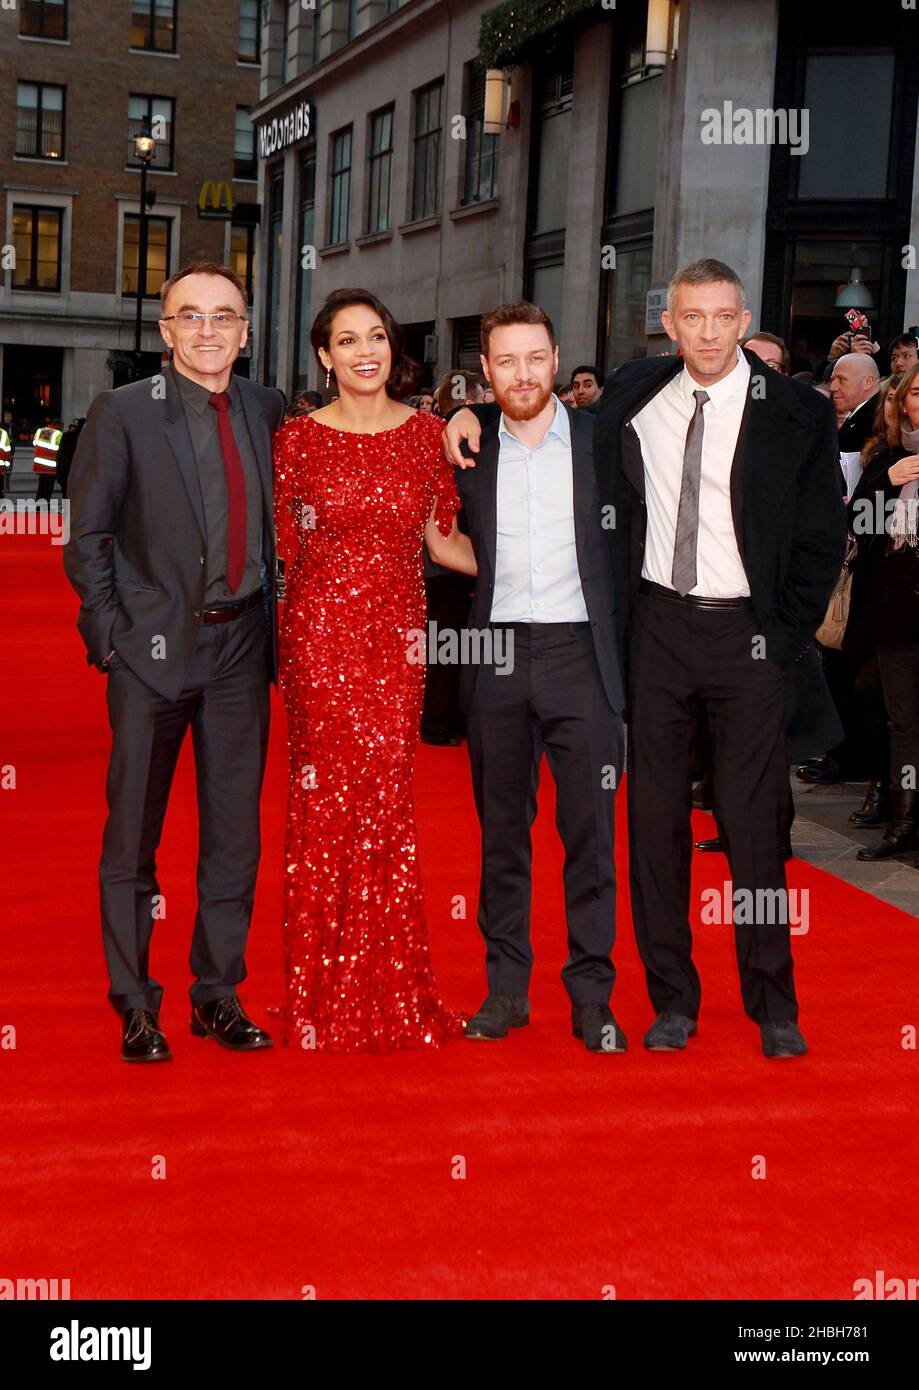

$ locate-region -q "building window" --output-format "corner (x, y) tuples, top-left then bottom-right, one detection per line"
(347, 0), (357, 40)
(11, 205), (63, 291)
(234, 107), (256, 179)
(797, 50), (895, 201)
(20, 0), (67, 40)
(238, 0), (260, 63)
(128, 95), (175, 171)
(295, 153), (317, 389)
(452, 315), (483, 373)
(328, 126), (352, 244)
(386, 0), (398, 11)
(131, 0), (177, 53)
(230, 221), (257, 303)
(16, 82), (65, 160)
(367, 107), (393, 232)
(462, 65), (498, 205)
(411, 79), (443, 221)
(122, 214), (171, 297)
(531, 60), (572, 236)
(603, 240), (652, 368)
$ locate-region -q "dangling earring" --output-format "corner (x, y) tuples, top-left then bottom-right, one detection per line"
(325, 366), (331, 389)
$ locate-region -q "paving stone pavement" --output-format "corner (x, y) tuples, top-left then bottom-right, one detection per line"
(789, 777), (919, 918)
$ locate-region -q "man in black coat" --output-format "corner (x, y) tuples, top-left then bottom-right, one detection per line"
(64, 262), (284, 1062)
(444, 259), (846, 1059)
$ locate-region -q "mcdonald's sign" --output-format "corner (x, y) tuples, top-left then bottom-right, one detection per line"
(197, 180), (234, 220)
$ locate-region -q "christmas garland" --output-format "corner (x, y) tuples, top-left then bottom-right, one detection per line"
(478, 0), (601, 70)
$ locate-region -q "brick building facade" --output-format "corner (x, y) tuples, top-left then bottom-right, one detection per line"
(0, 0), (261, 434)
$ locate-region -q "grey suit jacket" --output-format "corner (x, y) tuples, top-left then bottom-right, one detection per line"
(63, 364), (285, 701)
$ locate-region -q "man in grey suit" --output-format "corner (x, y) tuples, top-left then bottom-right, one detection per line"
(64, 262), (285, 1062)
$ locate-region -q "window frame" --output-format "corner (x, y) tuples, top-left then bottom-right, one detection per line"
(121, 212), (173, 299)
(328, 125), (352, 245)
(127, 93), (176, 172)
(234, 106), (257, 180)
(130, 0), (178, 55)
(410, 78), (444, 222)
(19, 0), (68, 41)
(11, 203), (64, 292)
(237, 0), (261, 64)
(15, 81), (66, 161)
(366, 105), (394, 233)
(461, 64), (499, 206)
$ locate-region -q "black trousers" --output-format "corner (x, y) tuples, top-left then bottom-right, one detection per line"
(35, 472), (59, 500)
(421, 573), (473, 738)
(466, 622), (624, 1005)
(875, 644), (919, 789)
(819, 647), (888, 778)
(627, 586), (797, 1024)
(100, 604), (271, 1014)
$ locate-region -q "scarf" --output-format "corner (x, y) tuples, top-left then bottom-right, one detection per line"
(890, 425), (919, 549)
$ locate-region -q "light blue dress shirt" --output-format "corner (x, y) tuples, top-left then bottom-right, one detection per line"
(491, 394), (590, 623)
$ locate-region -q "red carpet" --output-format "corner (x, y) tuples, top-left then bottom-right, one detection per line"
(1, 532), (916, 1300)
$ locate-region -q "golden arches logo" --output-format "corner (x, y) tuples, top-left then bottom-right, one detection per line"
(197, 181), (234, 216)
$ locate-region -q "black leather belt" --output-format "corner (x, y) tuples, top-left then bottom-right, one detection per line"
(639, 579), (752, 611)
(198, 589), (262, 624)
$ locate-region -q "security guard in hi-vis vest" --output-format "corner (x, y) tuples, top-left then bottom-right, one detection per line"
(33, 422), (63, 501)
(0, 423), (12, 499)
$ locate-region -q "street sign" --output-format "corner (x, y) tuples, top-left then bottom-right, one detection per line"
(645, 288), (666, 334)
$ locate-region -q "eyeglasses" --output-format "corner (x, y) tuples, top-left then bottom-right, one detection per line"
(161, 312), (248, 328)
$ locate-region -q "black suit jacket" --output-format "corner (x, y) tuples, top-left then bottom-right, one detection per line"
(838, 392), (880, 456)
(454, 403), (625, 715)
(595, 349), (847, 673)
(64, 364), (285, 701)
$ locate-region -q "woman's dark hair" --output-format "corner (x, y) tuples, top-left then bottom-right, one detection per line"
(310, 288), (420, 399)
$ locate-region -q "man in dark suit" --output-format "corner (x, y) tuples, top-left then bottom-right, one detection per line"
(64, 261), (285, 1063)
(444, 260), (846, 1059)
(449, 302), (627, 1054)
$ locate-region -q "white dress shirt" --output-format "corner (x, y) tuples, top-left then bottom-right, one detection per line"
(632, 347), (751, 598)
(491, 394), (589, 622)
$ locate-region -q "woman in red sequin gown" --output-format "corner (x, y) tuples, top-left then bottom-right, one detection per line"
(274, 291), (475, 1051)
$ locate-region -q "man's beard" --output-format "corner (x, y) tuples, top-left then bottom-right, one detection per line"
(492, 378), (554, 421)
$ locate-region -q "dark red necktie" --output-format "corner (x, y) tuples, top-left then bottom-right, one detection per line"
(208, 391), (247, 595)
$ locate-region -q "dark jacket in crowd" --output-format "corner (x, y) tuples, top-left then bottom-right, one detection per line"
(845, 444), (919, 653)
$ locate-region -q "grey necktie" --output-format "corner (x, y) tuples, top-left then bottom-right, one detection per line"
(671, 388), (710, 596)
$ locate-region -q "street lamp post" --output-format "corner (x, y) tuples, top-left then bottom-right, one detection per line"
(132, 124), (157, 369)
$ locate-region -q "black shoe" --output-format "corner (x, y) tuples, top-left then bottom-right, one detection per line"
(691, 773), (714, 810)
(464, 992), (529, 1040)
(190, 996), (273, 1051)
(644, 1012), (697, 1050)
(571, 1002), (627, 1053)
(849, 778), (890, 827)
(795, 757), (844, 785)
(857, 789), (919, 861)
(122, 1008), (172, 1063)
(695, 835), (792, 862)
(760, 1020), (808, 1058)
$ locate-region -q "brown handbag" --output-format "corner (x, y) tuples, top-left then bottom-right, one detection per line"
(815, 540), (856, 650)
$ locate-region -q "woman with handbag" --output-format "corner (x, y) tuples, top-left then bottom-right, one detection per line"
(845, 364), (919, 859)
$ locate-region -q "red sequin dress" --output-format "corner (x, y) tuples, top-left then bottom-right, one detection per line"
(274, 408), (467, 1051)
